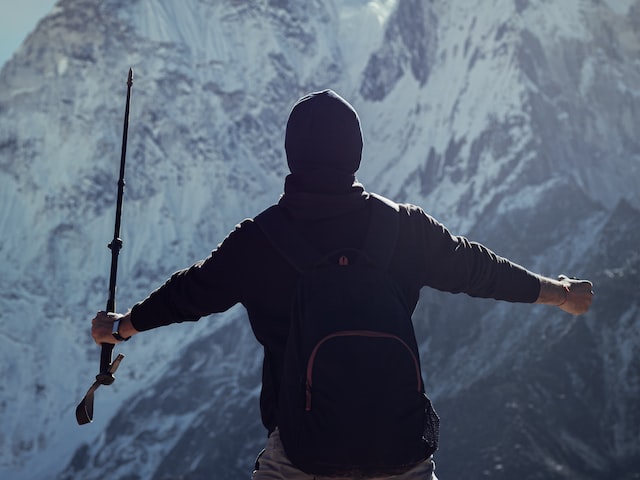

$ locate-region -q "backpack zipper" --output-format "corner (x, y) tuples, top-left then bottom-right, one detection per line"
(305, 330), (422, 411)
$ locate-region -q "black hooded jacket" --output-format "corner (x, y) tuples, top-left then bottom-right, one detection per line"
(130, 90), (540, 433)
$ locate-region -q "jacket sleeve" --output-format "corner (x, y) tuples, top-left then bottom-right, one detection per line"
(130, 220), (250, 332)
(406, 205), (540, 303)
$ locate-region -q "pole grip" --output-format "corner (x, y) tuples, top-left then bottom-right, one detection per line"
(97, 343), (115, 385)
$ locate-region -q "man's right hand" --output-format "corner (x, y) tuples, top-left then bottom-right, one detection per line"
(557, 275), (594, 315)
(536, 275), (594, 315)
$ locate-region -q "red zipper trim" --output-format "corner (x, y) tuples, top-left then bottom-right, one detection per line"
(305, 330), (422, 411)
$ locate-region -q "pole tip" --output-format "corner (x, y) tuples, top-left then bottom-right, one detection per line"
(127, 68), (133, 85)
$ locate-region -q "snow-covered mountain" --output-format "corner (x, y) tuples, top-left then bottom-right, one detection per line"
(1, 0), (638, 478)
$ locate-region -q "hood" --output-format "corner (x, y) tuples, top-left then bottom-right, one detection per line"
(284, 89), (363, 175)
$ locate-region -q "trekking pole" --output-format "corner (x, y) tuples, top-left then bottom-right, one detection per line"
(76, 68), (133, 425)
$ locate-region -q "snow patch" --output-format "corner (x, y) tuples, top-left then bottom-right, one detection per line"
(57, 56), (68, 76)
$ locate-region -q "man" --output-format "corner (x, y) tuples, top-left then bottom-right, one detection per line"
(91, 90), (593, 479)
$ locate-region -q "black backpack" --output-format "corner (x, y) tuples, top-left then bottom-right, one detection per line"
(255, 194), (439, 476)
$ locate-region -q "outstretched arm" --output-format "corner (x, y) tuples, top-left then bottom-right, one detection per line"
(535, 275), (593, 315)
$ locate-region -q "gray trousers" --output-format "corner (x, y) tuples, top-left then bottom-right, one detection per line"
(252, 429), (438, 480)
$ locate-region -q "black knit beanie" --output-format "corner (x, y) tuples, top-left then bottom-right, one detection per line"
(284, 89), (363, 175)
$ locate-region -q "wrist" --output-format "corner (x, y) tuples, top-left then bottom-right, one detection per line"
(556, 284), (571, 307)
(112, 312), (135, 341)
(112, 316), (130, 342)
(535, 276), (570, 307)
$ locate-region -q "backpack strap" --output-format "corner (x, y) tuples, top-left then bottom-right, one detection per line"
(254, 206), (322, 273)
(363, 193), (400, 270)
(255, 193), (400, 272)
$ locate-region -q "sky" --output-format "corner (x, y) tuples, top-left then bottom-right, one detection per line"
(0, 0), (58, 68)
